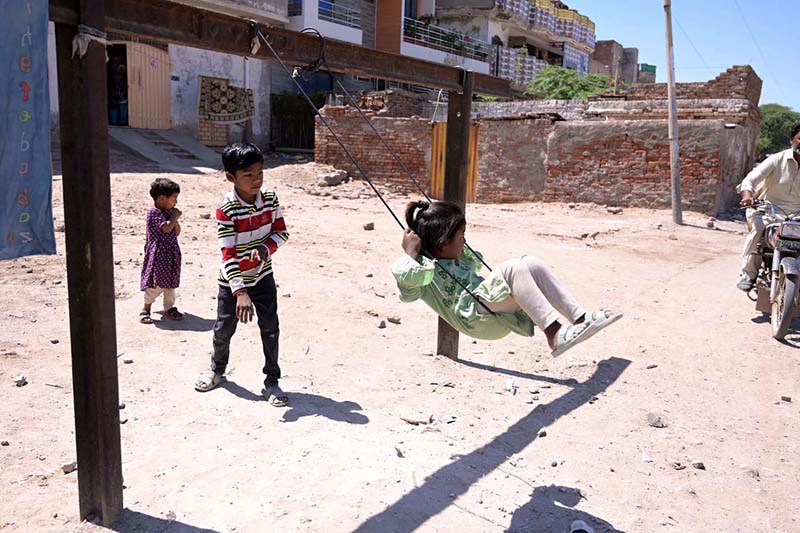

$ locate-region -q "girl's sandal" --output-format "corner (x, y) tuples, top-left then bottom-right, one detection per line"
(139, 310), (154, 324)
(165, 307), (184, 321)
(550, 321), (592, 357)
(581, 309), (623, 343)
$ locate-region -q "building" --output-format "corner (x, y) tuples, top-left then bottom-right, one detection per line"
(47, 0), (289, 148)
(432, 0), (596, 90)
(590, 40), (641, 87)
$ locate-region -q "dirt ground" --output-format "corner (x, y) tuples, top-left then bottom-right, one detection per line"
(1, 150), (799, 533)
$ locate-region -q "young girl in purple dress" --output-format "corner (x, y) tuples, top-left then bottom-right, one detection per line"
(139, 178), (184, 324)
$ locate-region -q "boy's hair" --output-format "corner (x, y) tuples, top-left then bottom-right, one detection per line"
(405, 200), (466, 254)
(222, 142), (264, 175)
(149, 177), (180, 200)
(791, 121), (800, 141)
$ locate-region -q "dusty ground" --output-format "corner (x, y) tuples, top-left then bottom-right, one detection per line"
(1, 150), (799, 533)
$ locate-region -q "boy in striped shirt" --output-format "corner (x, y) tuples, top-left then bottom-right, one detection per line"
(195, 143), (290, 406)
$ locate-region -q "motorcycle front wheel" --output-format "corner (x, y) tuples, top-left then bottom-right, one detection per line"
(772, 271), (799, 340)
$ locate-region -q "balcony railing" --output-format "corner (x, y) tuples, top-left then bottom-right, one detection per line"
(318, 0), (361, 29)
(288, 0), (302, 17)
(403, 18), (490, 63)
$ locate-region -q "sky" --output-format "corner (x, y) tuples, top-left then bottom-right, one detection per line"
(566, 0), (798, 111)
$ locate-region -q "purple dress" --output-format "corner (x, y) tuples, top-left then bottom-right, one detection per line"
(140, 207), (181, 291)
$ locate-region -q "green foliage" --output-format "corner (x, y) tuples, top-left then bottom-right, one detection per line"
(757, 103), (800, 159)
(525, 66), (614, 100)
(474, 95), (502, 102)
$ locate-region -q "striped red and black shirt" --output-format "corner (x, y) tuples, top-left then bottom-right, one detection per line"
(216, 187), (289, 293)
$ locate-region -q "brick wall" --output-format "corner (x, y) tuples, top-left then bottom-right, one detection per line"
(476, 118), (555, 203)
(314, 65), (763, 214)
(354, 89), (429, 117)
(314, 106), (431, 193)
(625, 66), (762, 106)
(546, 120), (726, 212)
(198, 119), (229, 147)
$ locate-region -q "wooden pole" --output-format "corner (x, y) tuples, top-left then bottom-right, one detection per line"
(438, 70), (474, 360)
(664, 0), (683, 225)
(55, 4), (124, 524)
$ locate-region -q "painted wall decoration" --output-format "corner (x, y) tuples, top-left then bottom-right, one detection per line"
(1, 0), (56, 260)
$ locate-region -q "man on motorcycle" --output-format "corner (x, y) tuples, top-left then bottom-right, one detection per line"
(737, 121), (800, 291)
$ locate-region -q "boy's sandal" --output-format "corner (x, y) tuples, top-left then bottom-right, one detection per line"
(581, 309), (623, 343)
(139, 311), (154, 324)
(262, 385), (289, 407)
(194, 371), (226, 392)
(165, 307), (184, 321)
(551, 321), (592, 357)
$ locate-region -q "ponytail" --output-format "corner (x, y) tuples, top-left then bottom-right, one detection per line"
(405, 200), (430, 231)
(404, 199), (465, 254)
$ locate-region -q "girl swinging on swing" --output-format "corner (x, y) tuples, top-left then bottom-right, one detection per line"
(392, 201), (622, 356)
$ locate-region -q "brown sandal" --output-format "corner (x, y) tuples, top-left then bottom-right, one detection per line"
(165, 307), (184, 321)
(139, 310), (154, 324)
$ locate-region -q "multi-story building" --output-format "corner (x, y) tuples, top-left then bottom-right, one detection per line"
(46, 0), (600, 152)
(431, 0), (596, 90)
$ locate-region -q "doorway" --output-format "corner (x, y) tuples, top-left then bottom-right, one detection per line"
(107, 44), (128, 126)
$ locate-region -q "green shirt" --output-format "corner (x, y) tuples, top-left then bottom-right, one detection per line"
(391, 248), (536, 340)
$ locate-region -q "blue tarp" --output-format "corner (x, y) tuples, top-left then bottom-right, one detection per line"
(0, 0), (56, 260)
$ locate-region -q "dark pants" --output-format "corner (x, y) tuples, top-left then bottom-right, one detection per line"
(211, 274), (280, 388)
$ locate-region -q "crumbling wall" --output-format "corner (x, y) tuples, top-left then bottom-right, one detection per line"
(626, 66), (762, 106)
(314, 66), (762, 213)
(546, 120), (725, 212)
(314, 107), (431, 193)
(476, 117), (555, 203)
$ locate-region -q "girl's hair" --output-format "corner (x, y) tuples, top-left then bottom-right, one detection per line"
(405, 200), (466, 254)
(149, 177), (180, 200)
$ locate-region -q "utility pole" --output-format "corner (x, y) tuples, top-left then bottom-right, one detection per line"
(664, 0), (683, 224)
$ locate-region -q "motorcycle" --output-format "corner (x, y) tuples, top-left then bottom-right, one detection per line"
(750, 200), (800, 339)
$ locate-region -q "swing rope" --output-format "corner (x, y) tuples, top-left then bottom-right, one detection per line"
(253, 25), (497, 316)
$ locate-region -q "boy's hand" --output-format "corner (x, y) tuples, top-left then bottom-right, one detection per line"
(170, 208), (183, 219)
(402, 228), (422, 260)
(235, 292), (254, 323)
(740, 190), (754, 207)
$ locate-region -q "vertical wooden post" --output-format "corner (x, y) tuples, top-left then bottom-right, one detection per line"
(55, 5), (124, 525)
(437, 70), (474, 360)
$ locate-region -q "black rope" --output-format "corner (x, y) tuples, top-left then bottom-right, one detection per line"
(253, 25), (496, 316)
(323, 67), (494, 273)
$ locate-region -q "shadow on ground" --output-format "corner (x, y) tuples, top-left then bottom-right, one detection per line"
(508, 485), (623, 533)
(353, 357), (631, 533)
(153, 313), (216, 332)
(109, 509), (221, 532)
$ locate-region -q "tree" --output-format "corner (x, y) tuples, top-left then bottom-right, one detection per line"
(757, 103), (800, 160)
(525, 66), (614, 100)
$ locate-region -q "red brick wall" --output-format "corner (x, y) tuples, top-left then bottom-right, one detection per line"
(546, 120), (725, 212)
(314, 107), (432, 193)
(476, 118), (556, 203)
(625, 66), (763, 106)
(315, 110), (746, 213)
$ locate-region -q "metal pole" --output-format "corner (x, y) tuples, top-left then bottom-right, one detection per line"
(664, 0), (683, 224)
